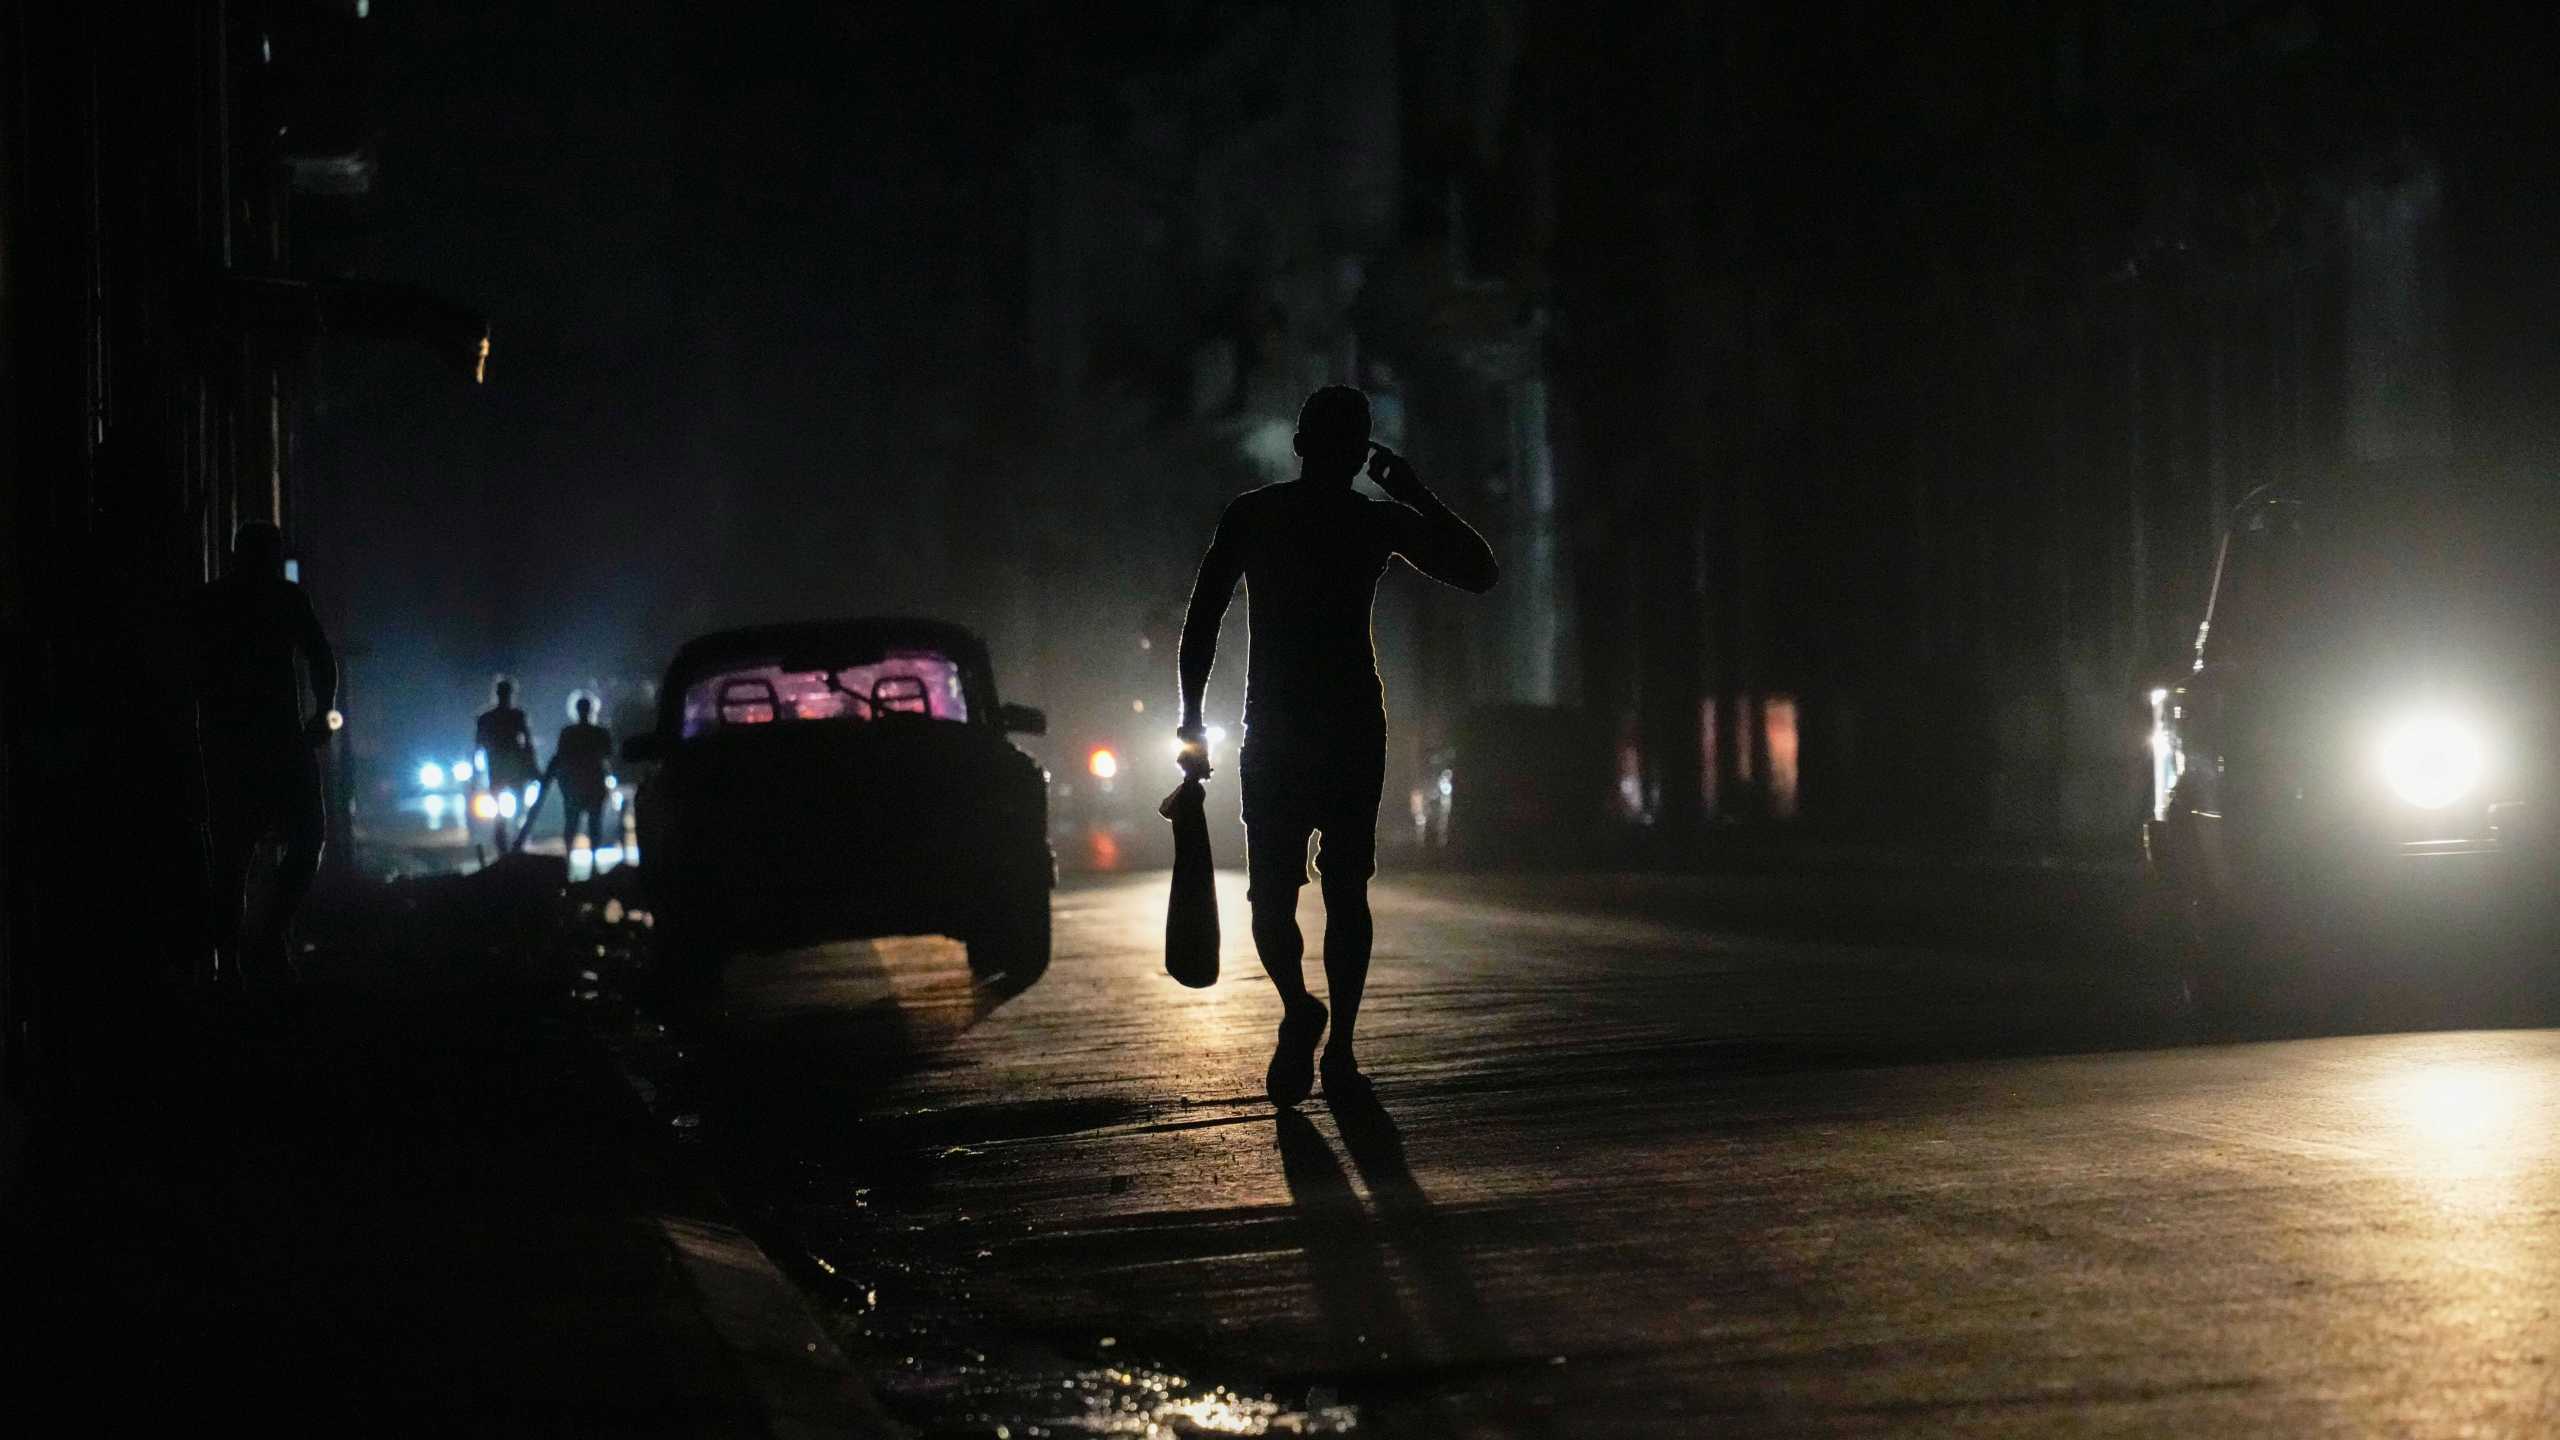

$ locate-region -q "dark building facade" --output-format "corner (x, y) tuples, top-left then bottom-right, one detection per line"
(1009, 2), (2539, 853)
(1511, 3), (2555, 847)
(0, 1), (480, 1166)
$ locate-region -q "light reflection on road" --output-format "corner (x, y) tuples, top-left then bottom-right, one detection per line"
(2369, 1051), (2547, 1178)
(695, 871), (2560, 1438)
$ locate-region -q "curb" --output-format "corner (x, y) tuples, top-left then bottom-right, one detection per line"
(651, 1211), (906, 1440)
(586, 1005), (908, 1438)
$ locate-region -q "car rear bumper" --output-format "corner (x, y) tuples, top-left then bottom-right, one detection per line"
(654, 841), (1050, 938)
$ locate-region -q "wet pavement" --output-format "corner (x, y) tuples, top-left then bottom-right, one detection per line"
(661, 871), (2560, 1437)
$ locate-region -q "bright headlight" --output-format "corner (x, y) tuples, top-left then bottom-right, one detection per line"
(418, 762), (447, 790)
(2377, 711), (2484, 810)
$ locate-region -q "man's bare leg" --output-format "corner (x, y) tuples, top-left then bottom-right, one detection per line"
(1250, 886), (1328, 1107)
(1250, 887), (1307, 1001)
(251, 796), (326, 981)
(208, 832), (254, 984)
(1318, 873), (1374, 1096)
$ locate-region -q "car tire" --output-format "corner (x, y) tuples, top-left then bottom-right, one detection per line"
(2131, 874), (2204, 1011)
(967, 885), (1051, 989)
(2186, 903), (2322, 1037)
(2185, 940), (2269, 1036)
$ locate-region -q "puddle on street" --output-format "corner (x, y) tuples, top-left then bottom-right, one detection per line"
(869, 1361), (1360, 1438)
(573, 915), (1361, 1437)
(787, 1164), (1367, 1438)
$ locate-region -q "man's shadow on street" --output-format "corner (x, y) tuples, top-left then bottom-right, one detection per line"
(1273, 1099), (1506, 1388)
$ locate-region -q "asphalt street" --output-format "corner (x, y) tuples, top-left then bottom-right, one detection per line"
(667, 871), (2560, 1438)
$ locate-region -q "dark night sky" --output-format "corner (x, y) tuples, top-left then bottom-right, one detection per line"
(307, 0), (1043, 762)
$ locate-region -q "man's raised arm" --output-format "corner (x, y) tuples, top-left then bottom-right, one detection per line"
(1370, 446), (1499, 593)
(1177, 504), (1246, 735)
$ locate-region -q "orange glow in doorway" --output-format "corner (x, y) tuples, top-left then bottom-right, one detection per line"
(1764, 695), (1799, 819)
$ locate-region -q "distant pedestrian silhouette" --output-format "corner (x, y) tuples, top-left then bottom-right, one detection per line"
(198, 522), (338, 982)
(1179, 385), (1498, 1106)
(548, 696), (613, 851)
(475, 678), (536, 851)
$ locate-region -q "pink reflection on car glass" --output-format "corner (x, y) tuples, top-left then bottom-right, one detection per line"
(680, 651), (969, 737)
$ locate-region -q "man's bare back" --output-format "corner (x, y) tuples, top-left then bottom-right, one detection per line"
(1176, 385), (1498, 1108)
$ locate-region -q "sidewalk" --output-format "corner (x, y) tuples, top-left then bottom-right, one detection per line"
(1, 869), (894, 1436)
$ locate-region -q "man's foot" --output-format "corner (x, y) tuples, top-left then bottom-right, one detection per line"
(1320, 1050), (1377, 1110)
(1266, 997), (1328, 1109)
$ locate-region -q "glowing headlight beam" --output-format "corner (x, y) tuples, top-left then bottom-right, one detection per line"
(2377, 711), (2485, 811)
(418, 762), (447, 790)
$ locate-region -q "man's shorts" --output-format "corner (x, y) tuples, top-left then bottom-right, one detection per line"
(206, 743), (325, 852)
(1238, 721), (1386, 903)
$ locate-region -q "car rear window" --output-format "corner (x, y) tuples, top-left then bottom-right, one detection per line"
(679, 650), (970, 737)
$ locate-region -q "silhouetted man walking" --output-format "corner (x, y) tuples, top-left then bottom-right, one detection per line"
(198, 522), (338, 982)
(475, 678), (536, 851)
(549, 696), (613, 852)
(1179, 385), (1498, 1107)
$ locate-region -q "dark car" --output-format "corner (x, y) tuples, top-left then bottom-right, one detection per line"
(2144, 476), (2560, 1012)
(622, 617), (1053, 986)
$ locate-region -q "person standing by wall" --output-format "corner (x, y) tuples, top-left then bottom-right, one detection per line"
(198, 523), (339, 983)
